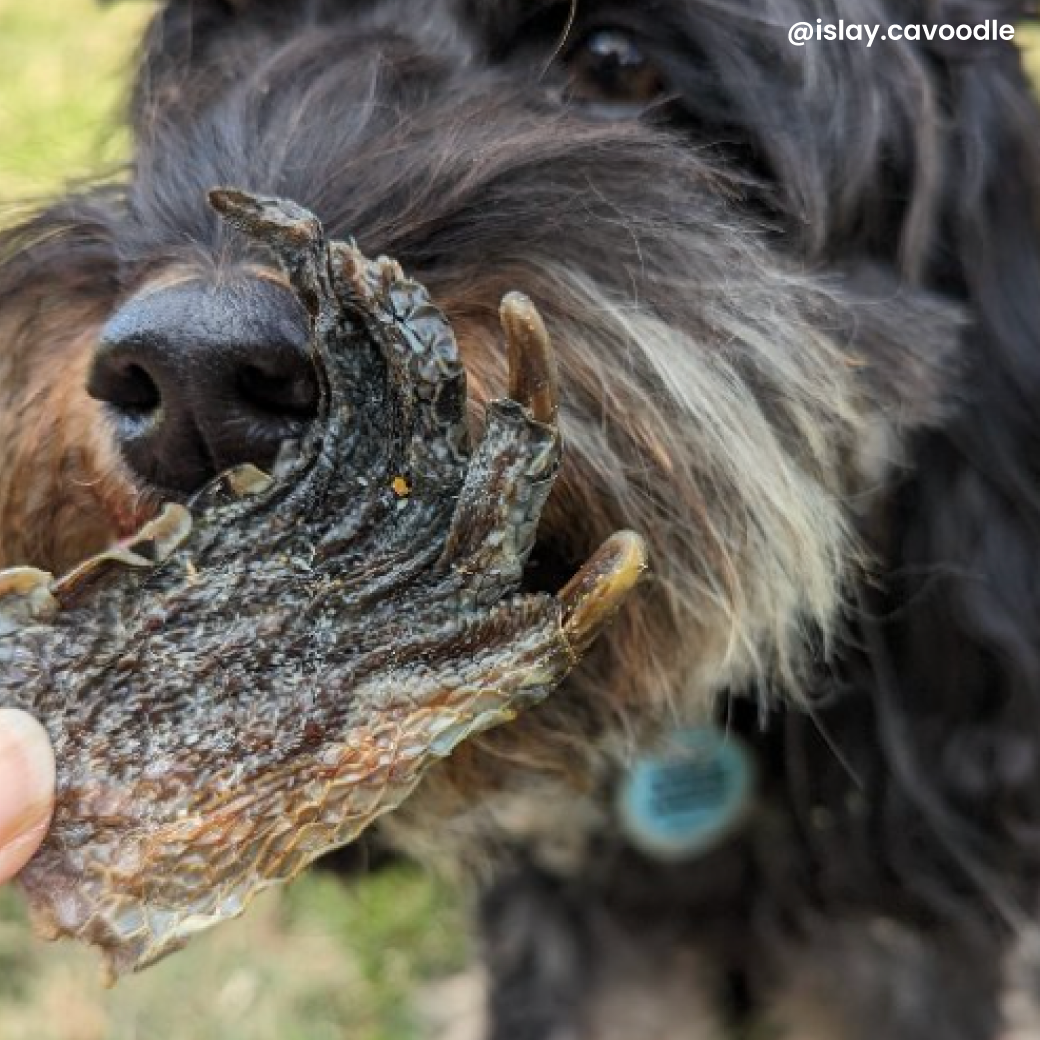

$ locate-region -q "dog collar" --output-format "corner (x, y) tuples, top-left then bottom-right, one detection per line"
(618, 726), (755, 861)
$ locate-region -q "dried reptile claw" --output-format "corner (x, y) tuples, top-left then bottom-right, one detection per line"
(0, 569), (58, 631)
(0, 190), (648, 982)
(50, 505), (194, 607)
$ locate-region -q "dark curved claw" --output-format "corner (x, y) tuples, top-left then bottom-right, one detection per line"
(208, 189), (329, 320)
(502, 291), (559, 426)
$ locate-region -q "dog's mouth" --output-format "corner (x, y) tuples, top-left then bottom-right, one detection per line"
(0, 188), (647, 981)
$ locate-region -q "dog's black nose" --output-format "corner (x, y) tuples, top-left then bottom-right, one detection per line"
(89, 278), (317, 493)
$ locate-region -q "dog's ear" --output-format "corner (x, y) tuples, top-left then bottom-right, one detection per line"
(869, 5), (1040, 900)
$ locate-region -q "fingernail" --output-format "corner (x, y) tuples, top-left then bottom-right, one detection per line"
(0, 708), (55, 881)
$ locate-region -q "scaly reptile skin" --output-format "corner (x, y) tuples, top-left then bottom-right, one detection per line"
(0, 190), (646, 982)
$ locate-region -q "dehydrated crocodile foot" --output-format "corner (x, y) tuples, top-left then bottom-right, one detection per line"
(0, 189), (647, 981)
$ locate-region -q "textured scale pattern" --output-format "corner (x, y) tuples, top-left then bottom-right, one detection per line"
(0, 190), (646, 981)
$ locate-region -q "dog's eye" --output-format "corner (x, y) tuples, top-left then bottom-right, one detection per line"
(564, 29), (666, 109)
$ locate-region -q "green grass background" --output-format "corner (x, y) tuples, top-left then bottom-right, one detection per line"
(0, 2), (1038, 1038)
(0, 0), (144, 198)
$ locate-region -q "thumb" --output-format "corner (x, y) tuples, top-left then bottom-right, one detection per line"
(0, 709), (55, 883)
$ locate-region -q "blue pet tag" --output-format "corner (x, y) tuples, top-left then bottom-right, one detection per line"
(618, 727), (755, 861)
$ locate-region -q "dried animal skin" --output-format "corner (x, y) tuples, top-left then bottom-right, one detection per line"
(0, 190), (646, 981)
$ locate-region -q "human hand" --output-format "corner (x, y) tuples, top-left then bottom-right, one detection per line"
(0, 709), (55, 883)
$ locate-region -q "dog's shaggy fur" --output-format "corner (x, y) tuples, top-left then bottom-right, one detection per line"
(2, 1), (1040, 1036)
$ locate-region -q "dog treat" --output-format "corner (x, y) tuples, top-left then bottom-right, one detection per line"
(0, 190), (647, 982)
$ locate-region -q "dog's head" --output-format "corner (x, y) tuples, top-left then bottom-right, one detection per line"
(1, 0), (1036, 858)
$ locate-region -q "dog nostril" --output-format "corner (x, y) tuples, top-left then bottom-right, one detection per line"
(88, 357), (163, 415)
(90, 278), (315, 493)
(238, 362), (319, 420)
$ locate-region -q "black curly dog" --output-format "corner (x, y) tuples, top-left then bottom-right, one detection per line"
(2, 1), (1040, 1037)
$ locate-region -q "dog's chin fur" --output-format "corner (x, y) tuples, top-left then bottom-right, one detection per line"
(2, 1), (1040, 1036)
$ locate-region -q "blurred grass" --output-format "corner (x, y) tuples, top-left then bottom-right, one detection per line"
(0, 870), (474, 1040)
(0, 4), (1038, 1039)
(0, 0), (151, 198)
